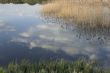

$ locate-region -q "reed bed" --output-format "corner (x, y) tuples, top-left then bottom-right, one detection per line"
(42, 0), (110, 28)
(42, 0), (110, 40)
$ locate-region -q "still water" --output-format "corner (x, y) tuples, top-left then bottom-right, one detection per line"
(0, 4), (110, 66)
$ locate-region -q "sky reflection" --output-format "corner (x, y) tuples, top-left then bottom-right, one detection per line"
(0, 4), (110, 66)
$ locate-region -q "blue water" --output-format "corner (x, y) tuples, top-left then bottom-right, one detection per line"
(0, 4), (110, 67)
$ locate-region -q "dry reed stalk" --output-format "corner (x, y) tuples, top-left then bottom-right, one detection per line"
(42, 0), (110, 28)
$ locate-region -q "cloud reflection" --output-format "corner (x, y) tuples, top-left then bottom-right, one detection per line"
(10, 22), (98, 60)
(0, 20), (16, 32)
(1, 4), (108, 64)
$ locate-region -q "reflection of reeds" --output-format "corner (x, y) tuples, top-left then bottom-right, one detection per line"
(42, 0), (110, 27)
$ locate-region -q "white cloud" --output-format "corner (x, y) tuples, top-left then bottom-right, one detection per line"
(0, 20), (5, 27)
(36, 24), (60, 31)
(0, 20), (16, 32)
(39, 35), (54, 40)
(29, 42), (38, 49)
(11, 38), (28, 43)
(19, 32), (31, 38)
(0, 23), (5, 27)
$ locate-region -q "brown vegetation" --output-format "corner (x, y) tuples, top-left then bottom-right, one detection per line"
(42, 0), (110, 28)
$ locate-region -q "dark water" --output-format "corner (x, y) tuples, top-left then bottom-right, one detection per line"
(0, 4), (110, 67)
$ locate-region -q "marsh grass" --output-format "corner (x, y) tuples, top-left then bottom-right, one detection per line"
(42, 0), (110, 27)
(42, 0), (110, 40)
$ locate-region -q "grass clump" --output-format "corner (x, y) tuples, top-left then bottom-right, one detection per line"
(0, 59), (109, 73)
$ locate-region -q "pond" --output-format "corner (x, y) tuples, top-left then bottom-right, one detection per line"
(0, 4), (110, 67)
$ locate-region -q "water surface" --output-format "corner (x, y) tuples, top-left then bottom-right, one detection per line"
(0, 4), (110, 67)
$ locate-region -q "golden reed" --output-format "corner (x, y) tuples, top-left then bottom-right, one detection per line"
(42, 0), (110, 28)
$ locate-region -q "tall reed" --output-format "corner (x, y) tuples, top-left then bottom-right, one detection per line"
(42, 0), (110, 28)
